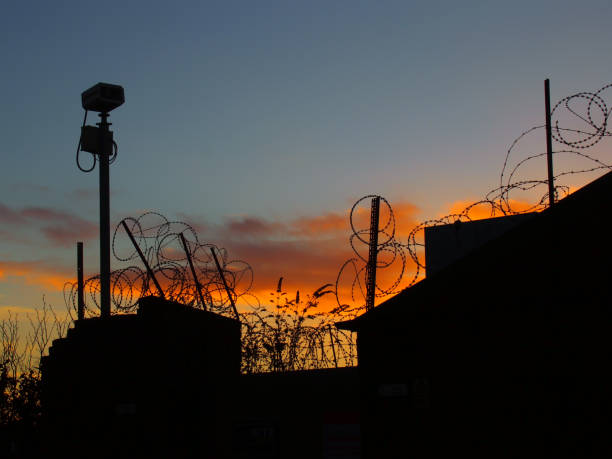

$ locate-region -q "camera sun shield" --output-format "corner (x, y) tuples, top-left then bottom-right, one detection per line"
(81, 82), (125, 112)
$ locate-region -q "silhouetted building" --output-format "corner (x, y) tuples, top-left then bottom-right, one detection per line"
(338, 170), (612, 458)
(424, 212), (536, 276)
(41, 297), (360, 459)
(41, 296), (241, 458)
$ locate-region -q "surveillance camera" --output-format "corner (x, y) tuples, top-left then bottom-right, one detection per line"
(81, 82), (125, 112)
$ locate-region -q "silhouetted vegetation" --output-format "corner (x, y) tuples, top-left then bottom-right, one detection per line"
(240, 278), (356, 373)
(0, 299), (69, 455)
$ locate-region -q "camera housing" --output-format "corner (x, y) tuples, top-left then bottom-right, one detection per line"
(80, 125), (114, 155)
(81, 82), (125, 112)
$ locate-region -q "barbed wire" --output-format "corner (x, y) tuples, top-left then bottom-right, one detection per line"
(64, 212), (255, 317)
(63, 214), (358, 372)
(335, 82), (612, 312)
(334, 196), (411, 316)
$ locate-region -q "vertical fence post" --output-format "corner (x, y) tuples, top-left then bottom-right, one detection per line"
(121, 220), (165, 298)
(365, 196), (380, 311)
(545, 79), (555, 207)
(77, 242), (85, 320)
(179, 233), (208, 310)
(210, 247), (240, 320)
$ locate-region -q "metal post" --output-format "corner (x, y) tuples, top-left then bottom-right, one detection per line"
(77, 242), (85, 320)
(365, 196), (380, 311)
(121, 220), (165, 298)
(545, 79), (555, 207)
(98, 112), (111, 318)
(179, 233), (208, 310)
(328, 325), (338, 368)
(210, 247), (240, 320)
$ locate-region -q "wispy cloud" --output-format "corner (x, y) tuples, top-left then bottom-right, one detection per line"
(66, 188), (98, 201)
(0, 202), (97, 247)
(66, 188), (121, 201)
(0, 198), (424, 309)
(10, 183), (52, 194)
(224, 216), (286, 237)
(0, 203), (27, 224)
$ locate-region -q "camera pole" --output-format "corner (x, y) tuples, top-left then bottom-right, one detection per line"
(544, 79), (555, 208)
(77, 242), (85, 320)
(78, 83), (124, 318)
(98, 111), (111, 318)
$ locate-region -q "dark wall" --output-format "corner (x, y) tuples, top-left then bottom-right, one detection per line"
(358, 298), (612, 457)
(41, 297), (241, 458)
(233, 367), (360, 459)
(425, 213), (536, 276)
(41, 297), (360, 458)
(354, 177), (612, 458)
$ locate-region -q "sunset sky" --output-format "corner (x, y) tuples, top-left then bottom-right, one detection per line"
(1, 0), (611, 318)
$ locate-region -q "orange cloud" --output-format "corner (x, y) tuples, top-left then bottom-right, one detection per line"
(0, 195), (500, 315)
(12, 199), (421, 314)
(291, 212), (347, 236)
(195, 200), (423, 312)
(0, 260), (74, 291)
(446, 198), (536, 220)
(228, 239), (352, 298)
(391, 201), (421, 223)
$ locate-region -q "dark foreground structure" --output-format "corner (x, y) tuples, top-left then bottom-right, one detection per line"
(42, 170), (612, 457)
(338, 170), (612, 457)
(42, 297), (241, 458)
(41, 298), (359, 458)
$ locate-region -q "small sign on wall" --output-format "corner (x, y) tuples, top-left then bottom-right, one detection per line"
(233, 420), (277, 459)
(378, 383), (409, 398)
(323, 412), (361, 459)
(377, 379), (430, 407)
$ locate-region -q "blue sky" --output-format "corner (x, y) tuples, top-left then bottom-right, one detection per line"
(1, 0), (611, 312)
